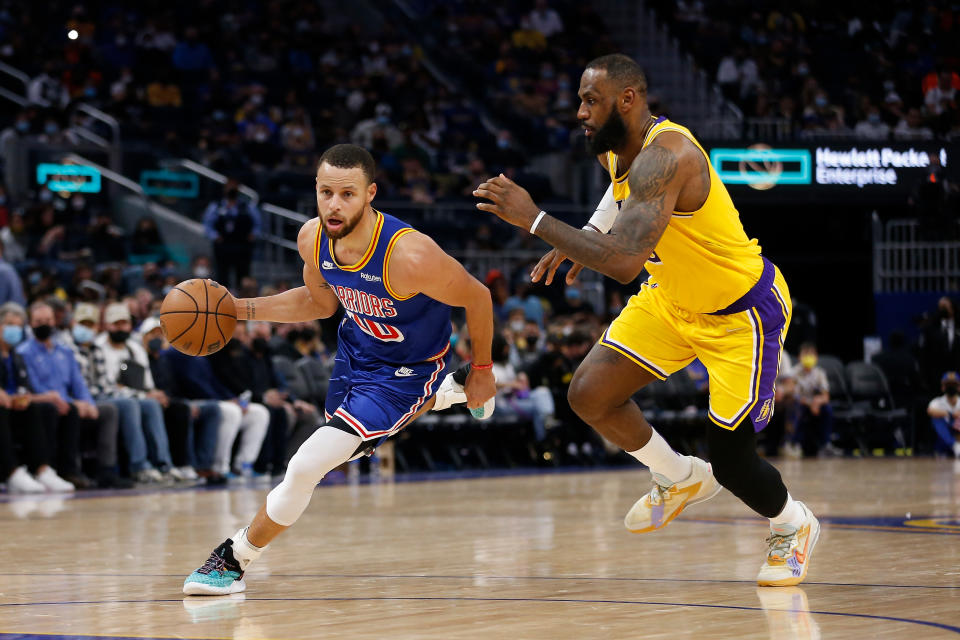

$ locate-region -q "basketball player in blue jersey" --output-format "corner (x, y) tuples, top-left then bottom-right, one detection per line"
(475, 54), (819, 586)
(183, 144), (497, 595)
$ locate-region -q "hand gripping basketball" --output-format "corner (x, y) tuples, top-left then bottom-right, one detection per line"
(160, 279), (237, 356)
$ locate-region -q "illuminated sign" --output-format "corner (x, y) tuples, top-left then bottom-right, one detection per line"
(710, 146), (811, 190)
(710, 144), (950, 193)
(140, 170), (199, 198)
(36, 163), (102, 193)
(814, 146), (946, 187)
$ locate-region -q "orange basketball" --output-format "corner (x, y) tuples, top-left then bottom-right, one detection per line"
(160, 279), (237, 356)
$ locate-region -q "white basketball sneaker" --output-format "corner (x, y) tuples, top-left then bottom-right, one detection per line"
(757, 502), (820, 587)
(624, 456), (722, 533)
(432, 368), (495, 419)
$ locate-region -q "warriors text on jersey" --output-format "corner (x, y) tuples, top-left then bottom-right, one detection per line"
(314, 210), (452, 367)
(605, 116), (764, 313)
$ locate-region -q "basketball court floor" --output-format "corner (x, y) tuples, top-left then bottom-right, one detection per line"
(1, 458), (958, 639)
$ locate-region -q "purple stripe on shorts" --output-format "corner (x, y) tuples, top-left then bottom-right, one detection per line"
(710, 257), (774, 316)
(748, 293), (787, 432)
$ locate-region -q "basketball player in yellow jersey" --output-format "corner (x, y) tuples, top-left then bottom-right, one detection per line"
(475, 54), (819, 587)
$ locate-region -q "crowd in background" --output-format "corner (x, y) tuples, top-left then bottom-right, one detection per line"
(2, 0), (960, 493)
(650, 0), (960, 140)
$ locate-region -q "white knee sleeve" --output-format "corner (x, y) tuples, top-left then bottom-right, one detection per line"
(265, 426), (361, 526)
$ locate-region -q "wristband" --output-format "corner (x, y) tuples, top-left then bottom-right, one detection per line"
(530, 210), (547, 233)
(471, 361), (494, 370)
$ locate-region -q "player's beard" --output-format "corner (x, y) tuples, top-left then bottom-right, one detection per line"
(322, 206), (365, 240)
(585, 108), (629, 155)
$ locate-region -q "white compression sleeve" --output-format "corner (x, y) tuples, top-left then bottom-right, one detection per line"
(265, 426), (361, 526)
(584, 183), (617, 234)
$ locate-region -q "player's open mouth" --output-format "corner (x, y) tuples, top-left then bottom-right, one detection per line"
(326, 217), (343, 230)
(583, 126), (594, 137)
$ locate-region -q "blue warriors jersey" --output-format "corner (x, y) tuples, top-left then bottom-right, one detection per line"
(314, 209), (452, 368)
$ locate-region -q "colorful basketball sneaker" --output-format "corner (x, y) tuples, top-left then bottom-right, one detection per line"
(757, 502), (820, 587)
(624, 456), (722, 533)
(183, 539), (246, 595)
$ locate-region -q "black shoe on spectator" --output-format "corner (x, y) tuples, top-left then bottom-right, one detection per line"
(204, 473), (228, 486)
(65, 473), (95, 490)
(97, 472), (135, 489)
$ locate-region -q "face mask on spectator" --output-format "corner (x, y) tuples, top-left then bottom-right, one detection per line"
(800, 354), (817, 369)
(147, 337), (163, 353)
(109, 329), (130, 343)
(252, 337), (268, 354)
(15, 121), (29, 133)
(194, 265), (211, 278)
(72, 324), (95, 344)
(39, 190), (53, 203)
(509, 320), (525, 332)
(224, 187), (239, 200)
(945, 384), (960, 397)
(44, 123), (59, 135)
(299, 328), (316, 342)
(814, 96), (828, 108)
(32, 324), (52, 341)
(796, 64), (809, 76)
(2, 325), (23, 346)
(868, 113), (881, 124)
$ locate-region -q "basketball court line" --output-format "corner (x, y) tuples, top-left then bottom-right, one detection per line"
(0, 571), (956, 591)
(1, 595), (958, 635)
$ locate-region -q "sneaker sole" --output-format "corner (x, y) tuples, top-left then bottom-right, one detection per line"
(757, 516), (821, 587)
(625, 479), (724, 534)
(183, 578), (247, 596)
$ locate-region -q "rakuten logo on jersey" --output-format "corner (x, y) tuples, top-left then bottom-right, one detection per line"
(334, 285), (397, 318)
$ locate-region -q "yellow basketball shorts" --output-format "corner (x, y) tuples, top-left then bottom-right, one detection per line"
(600, 258), (792, 432)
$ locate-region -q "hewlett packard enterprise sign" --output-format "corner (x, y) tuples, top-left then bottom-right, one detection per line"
(708, 142), (954, 204)
(814, 146), (946, 187)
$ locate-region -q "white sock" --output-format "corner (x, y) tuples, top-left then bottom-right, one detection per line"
(230, 527), (265, 571)
(769, 494), (805, 530)
(626, 428), (692, 484)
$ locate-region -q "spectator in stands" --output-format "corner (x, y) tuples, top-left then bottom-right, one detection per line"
(171, 27), (214, 72)
(65, 302), (132, 488)
(919, 296), (960, 393)
(160, 343), (269, 477)
(789, 343), (836, 457)
(210, 322), (292, 476)
(924, 70), (957, 118)
(527, 0), (564, 38)
(202, 180), (261, 289)
(0, 302), (74, 492)
(894, 107), (934, 140)
(16, 301), (99, 488)
(854, 105), (891, 140)
(351, 103), (403, 150)
(0, 244), (25, 306)
(27, 61), (69, 108)
(141, 317), (224, 484)
(95, 303), (183, 482)
(129, 217), (166, 264)
(491, 333), (555, 442)
(927, 371), (960, 458)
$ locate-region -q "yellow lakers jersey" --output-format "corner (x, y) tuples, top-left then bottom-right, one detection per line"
(606, 118), (763, 313)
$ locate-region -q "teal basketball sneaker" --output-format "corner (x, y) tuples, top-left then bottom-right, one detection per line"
(183, 538), (246, 595)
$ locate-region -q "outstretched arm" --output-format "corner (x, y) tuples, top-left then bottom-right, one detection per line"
(235, 219), (341, 321)
(475, 134), (694, 284)
(387, 232), (496, 409)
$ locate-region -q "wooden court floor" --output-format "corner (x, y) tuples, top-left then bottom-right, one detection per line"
(1, 458), (958, 639)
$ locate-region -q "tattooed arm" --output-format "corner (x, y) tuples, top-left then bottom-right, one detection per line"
(475, 133), (696, 284)
(234, 218), (340, 321)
